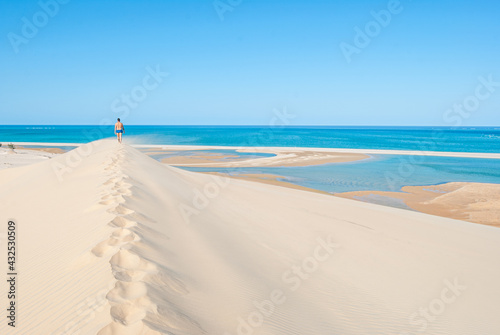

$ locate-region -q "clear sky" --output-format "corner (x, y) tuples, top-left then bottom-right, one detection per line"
(1, 0), (499, 125)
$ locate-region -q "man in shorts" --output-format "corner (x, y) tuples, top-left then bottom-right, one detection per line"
(114, 118), (125, 143)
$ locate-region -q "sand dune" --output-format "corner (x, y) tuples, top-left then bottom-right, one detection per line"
(1, 140), (499, 335)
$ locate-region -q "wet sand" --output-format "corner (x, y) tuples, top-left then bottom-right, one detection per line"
(17, 146), (67, 154)
(160, 153), (244, 165)
(157, 149), (368, 167)
(336, 182), (500, 227)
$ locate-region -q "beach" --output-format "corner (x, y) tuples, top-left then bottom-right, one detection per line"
(1, 140), (499, 334)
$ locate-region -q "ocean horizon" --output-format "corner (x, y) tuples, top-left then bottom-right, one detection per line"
(1, 125), (500, 153)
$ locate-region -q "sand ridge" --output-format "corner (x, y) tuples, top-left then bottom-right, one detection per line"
(94, 145), (204, 335)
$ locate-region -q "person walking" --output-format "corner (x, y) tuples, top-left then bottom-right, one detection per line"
(114, 118), (125, 143)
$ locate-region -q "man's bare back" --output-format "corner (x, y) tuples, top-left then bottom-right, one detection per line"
(115, 121), (123, 130)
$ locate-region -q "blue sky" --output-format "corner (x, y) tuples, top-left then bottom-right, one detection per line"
(0, 0), (499, 125)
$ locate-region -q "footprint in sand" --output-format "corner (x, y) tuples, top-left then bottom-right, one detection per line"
(110, 303), (148, 326)
(109, 248), (157, 283)
(103, 175), (131, 186)
(108, 205), (135, 215)
(109, 216), (137, 228)
(97, 319), (155, 335)
(114, 180), (133, 189)
(103, 178), (119, 186)
(110, 249), (157, 273)
(91, 240), (119, 258)
(107, 281), (148, 302)
(92, 226), (139, 257)
(113, 269), (149, 282)
(114, 190), (133, 197)
(112, 228), (137, 241)
(99, 195), (127, 206)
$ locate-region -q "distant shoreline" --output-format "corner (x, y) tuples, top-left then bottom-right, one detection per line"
(3, 142), (500, 159)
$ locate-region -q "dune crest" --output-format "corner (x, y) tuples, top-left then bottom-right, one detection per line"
(94, 145), (204, 335)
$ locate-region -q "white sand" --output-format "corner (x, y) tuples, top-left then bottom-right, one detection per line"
(0, 147), (57, 170)
(0, 139), (499, 335)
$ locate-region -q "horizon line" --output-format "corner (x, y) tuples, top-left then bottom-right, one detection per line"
(1, 124), (500, 128)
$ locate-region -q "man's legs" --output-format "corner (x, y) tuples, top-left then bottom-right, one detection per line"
(118, 133), (122, 143)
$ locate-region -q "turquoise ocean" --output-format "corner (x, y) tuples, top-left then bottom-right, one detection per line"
(1, 125), (500, 153)
(1, 125), (500, 195)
